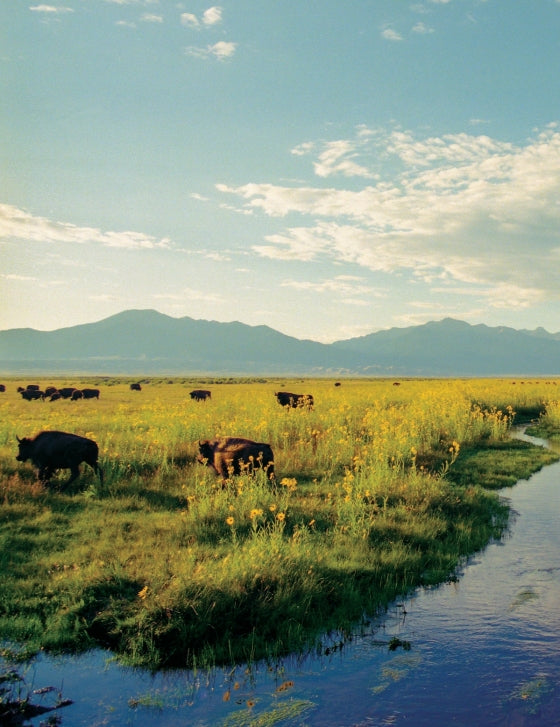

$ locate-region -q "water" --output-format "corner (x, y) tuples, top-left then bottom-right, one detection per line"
(15, 430), (560, 726)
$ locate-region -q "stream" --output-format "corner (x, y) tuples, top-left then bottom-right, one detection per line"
(14, 428), (560, 726)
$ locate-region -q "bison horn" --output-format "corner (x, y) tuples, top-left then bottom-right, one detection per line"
(16, 435), (21, 443)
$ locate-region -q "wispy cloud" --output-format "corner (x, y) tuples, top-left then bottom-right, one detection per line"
(29, 5), (73, 13)
(141, 13), (163, 23)
(217, 124), (560, 311)
(181, 6), (223, 29)
(0, 204), (171, 250)
(185, 41), (237, 60)
(382, 27), (403, 41)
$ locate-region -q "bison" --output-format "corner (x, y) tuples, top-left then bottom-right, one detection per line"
(49, 392), (62, 402)
(0, 384), (5, 393)
(16, 430), (103, 487)
(20, 389), (45, 401)
(81, 388), (100, 399)
(59, 387), (78, 399)
(190, 389), (211, 401)
(71, 389), (83, 401)
(197, 437), (275, 481)
(274, 391), (314, 409)
(130, 383), (142, 391)
(44, 386), (58, 397)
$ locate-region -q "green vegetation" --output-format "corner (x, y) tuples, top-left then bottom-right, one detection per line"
(0, 378), (558, 670)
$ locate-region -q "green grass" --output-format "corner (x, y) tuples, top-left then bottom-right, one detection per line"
(0, 377), (558, 669)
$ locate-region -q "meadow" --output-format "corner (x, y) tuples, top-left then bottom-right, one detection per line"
(0, 377), (558, 670)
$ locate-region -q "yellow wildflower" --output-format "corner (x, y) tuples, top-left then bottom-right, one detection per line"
(226, 516), (234, 526)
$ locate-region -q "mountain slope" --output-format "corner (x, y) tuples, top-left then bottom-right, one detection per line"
(0, 311), (559, 376)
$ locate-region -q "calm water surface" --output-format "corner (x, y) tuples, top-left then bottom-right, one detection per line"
(18, 430), (560, 726)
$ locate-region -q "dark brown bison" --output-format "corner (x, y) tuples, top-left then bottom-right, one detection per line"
(190, 389), (211, 401)
(49, 392), (62, 402)
(20, 389), (45, 401)
(44, 386), (58, 397)
(16, 430), (103, 486)
(59, 387), (77, 399)
(81, 388), (100, 399)
(26, 384), (40, 391)
(130, 383), (142, 391)
(0, 384), (5, 392)
(274, 391), (314, 409)
(197, 437), (275, 481)
(71, 389), (83, 401)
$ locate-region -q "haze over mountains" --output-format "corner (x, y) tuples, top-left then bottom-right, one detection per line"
(0, 309), (559, 377)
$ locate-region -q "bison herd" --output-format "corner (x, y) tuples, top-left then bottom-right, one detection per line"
(14, 385), (100, 402)
(7, 382), (320, 488)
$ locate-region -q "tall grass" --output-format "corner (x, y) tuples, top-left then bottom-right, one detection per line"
(0, 377), (558, 668)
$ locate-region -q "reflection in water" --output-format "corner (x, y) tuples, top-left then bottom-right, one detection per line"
(17, 430), (560, 726)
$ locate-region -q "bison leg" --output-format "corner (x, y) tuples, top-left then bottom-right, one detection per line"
(66, 466), (81, 486)
(38, 466), (53, 484)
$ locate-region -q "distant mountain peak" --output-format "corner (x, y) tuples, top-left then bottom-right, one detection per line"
(0, 309), (559, 376)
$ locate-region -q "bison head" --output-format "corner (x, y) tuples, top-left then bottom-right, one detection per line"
(197, 440), (215, 465)
(15, 436), (32, 462)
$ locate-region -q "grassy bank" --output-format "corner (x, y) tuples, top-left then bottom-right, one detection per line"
(0, 378), (558, 669)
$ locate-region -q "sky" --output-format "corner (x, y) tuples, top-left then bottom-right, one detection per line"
(2, 1), (560, 343)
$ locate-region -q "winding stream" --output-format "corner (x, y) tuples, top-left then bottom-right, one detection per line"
(19, 429), (560, 725)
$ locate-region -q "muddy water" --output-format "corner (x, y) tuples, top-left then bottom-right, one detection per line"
(22, 430), (560, 726)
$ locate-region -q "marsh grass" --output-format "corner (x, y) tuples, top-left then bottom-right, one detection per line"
(0, 377), (558, 669)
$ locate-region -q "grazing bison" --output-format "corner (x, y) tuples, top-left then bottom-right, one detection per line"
(16, 430), (103, 486)
(190, 389), (211, 401)
(130, 383), (142, 391)
(0, 384), (5, 392)
(197, 437), (275, 481)
(44, 386), (58, 397)
(49, 392), (62, 402)
(81, 388), (100, 399)
(20, 389), (45, 401)
(274, 391), (314, 409)
(71, 389), (83, 401)
(59, 387), (77, 399)
(26, 384), (40, 391)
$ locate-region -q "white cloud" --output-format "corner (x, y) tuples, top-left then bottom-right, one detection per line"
(2, 273), (37, 282)
(181, 12), (199, 28)
(141, 13), (163, 23)
(29, 5), (73, 13)
(412, 22), (434, 34)
(202, 6), (222, 26)
(217, 125), (560, 311)
(0, 204), (172, 250)
(382, 28), (403, 41)
(313, 140), (375, 179)
(186, 41), (237, 60)
(181, 6), (223, 29)
(281, 275), (377, 299)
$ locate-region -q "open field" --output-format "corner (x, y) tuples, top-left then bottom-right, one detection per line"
(0, 377), (559, 669)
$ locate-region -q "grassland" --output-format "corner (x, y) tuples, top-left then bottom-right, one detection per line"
(0, 377), (558, 670)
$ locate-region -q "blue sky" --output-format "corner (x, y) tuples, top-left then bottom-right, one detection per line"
(2, 1), (560, 342)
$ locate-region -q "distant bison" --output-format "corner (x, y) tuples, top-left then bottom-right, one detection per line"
(71, 389), (83, 401)
(20, 389), (45, 401)
(49, 392), (62, 402)
(59, 387), (78, 399)
(81, 388), (100, 399)
(190, 389), (211, 401)
(26, 384), (40, 391)
(130, 383), (142, 391)
(0, 384), (5, 393)
(16, 430), (103, 487)
(197, 437), (275, 481)
(274, 391), (314, 409)
(44, 386), (58, 397)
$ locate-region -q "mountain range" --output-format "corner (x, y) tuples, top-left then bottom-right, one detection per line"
(0, 309), (559, 377)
